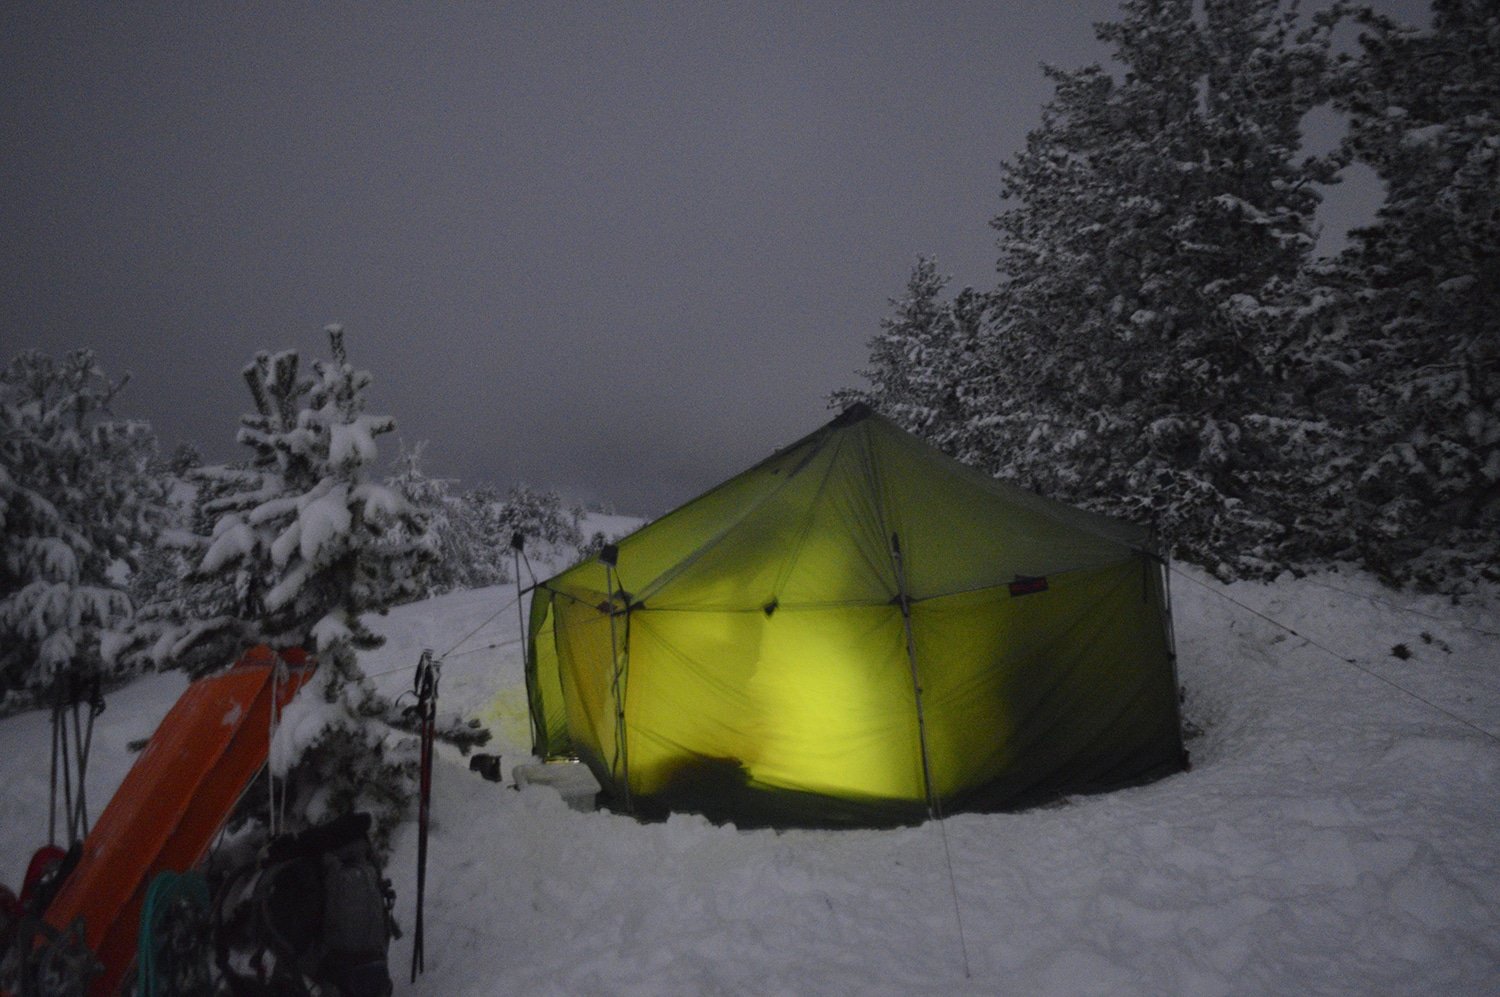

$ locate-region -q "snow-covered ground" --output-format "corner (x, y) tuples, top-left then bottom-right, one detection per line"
(3, 546), (1497, 995)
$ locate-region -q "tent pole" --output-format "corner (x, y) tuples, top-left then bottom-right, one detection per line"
(1156, 553), (1189, 766)
(890, 532), (972, 979)
(512, 533), (530, 695)
(602, 547), (632, 813)
(890, 533), (938, 820)
(512, 534), (540, 753)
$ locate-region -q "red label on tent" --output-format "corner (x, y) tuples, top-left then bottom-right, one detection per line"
(1009, 577), (1049, 597)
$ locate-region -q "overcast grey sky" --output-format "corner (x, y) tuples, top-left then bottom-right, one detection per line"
(3, 2), (1428, 515)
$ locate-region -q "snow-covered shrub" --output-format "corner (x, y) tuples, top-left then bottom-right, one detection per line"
(123, 454), (202, 651)
(267, 645), (416, 855)
(386, 444), (509, 596)
(575, 530), (613, 562)
(0, 349), (163, 696)
(383, 442), (454, 598)
(455, 484), (516, 586)
(492, 484), (583, 561)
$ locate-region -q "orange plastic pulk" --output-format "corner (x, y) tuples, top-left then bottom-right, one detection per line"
(41, 647), (313, 996)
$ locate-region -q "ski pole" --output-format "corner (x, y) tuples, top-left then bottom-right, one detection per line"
(411, 649), (438, 983)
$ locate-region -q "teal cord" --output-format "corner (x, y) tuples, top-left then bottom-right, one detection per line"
(137, 870), (210, 996)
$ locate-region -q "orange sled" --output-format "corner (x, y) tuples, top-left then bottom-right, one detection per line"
(42, 647), (313, 996)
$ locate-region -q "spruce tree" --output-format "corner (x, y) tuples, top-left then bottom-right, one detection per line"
(495, 484), (584, 560)
(1326, 0), (1500, 591)
(978, 0), (1341, 571)
(154, 328), (431, 849)
(458, 484), (517, 586)
(832, 258), (991, 460)
(385, 442), (513, 595)
(0, 350), (162, 699)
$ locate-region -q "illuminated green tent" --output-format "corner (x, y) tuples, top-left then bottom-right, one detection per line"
(526, 404), (1185, 826)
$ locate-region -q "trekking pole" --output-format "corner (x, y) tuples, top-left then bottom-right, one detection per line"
(512, 533), (528, 668)
(410, 649), (439, 983)
(48, 686), (61, 846)
(69, 676), (104, 840)
(70, 693), (86, 841)
(52, 680), (77, 846)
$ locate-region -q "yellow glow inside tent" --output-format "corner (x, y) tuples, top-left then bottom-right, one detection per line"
(746, 607), (921, 800)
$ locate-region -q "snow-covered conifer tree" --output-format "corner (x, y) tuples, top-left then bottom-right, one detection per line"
(831, 258), (991, 459)
(0, 350), (162, 700)
(122, 439), (205, 641)
(385, 442), (509, 595)
(161, 331), (430, 664)
(974, 0), (1342, 571)
(456, 484), (516, 586)
(158, 328), (430, 848)
(1321, 0), (1500, 590)
(496, 484), (583, 561)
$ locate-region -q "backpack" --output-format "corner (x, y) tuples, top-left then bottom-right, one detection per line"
(215, 813), (397, 997)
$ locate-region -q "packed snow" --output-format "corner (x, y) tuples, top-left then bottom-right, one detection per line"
(2, 535), (1497, 995)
